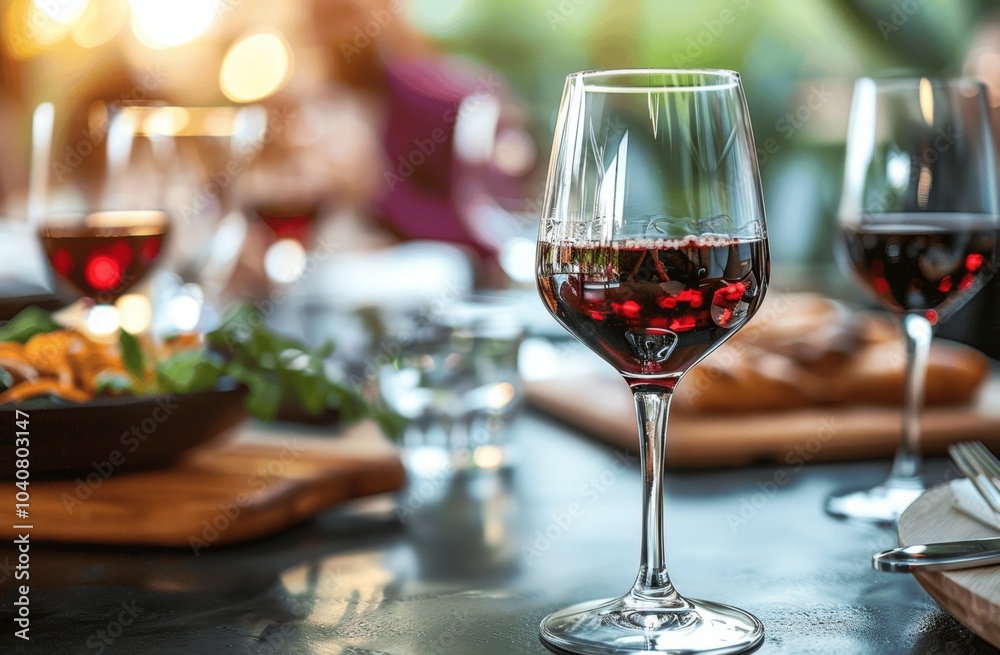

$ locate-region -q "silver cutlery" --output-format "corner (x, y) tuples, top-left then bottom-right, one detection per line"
(948, 441), (1000, 513)
(873, 536), (1000, 572)
(872, 441), (1000, 572)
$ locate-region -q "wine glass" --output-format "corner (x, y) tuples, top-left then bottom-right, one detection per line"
(31, 102), (268, 334)
(535, 69), (768, 655)
(827, 77), (1000, 523)
(31, 102), (175, 334)
(146, 104), (267, 331)
(236, 98), (342, 287)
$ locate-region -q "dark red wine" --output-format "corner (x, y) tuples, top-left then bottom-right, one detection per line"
(537, 237), (767, 382)
(253, 203), (321, 244)
(39, 211), (169, 301)
(840, 214), (998, 324)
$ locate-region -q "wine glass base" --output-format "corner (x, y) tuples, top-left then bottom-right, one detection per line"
(540, 595), (764, 655)
(824, 478), (925, 524)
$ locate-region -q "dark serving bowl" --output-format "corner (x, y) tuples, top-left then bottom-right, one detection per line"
(0, 382), (247, 479)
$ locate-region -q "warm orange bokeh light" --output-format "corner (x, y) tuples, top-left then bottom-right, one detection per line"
(220, 32), (292, 103)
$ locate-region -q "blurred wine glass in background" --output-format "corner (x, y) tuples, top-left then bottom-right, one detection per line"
(30, 101), (177, 334)
(827, 78), (1000, 522)
(29, 101), (268, 335)
(146, 103), (267, 333)
(236, 94), (376, 289)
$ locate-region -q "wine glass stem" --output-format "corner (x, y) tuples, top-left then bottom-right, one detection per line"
(629, 386), (682, 605)
(888, 313), (933, 482)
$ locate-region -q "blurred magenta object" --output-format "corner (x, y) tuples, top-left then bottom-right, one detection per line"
(377, 57), (528, 258)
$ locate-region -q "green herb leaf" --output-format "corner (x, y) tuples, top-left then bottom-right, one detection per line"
(236, 368), (283, 421)
(204, 302), (411, 435)
(290, 371), (327, 415)
(119, 329), (146, 381)
(155, 349), (225, 394)
(373, 408), (409, 441)
(95, 370), (134, 395)
(0, 306), (60, 343)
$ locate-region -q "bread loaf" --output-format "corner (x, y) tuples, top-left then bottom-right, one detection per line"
(675, 294), (990, 412)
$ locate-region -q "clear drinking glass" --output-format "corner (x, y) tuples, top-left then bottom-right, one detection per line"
(535, 69), (768, 655)
(827, 78), (1000, 523)
(377, 297), (524, 476)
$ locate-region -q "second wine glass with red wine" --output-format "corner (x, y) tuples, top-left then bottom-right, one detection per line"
(535, 69), (768, 655)
(827, 78), (1000, 523)
(32, 102), (175, 334)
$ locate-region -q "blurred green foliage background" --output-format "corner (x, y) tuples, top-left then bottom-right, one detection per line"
(407, 0), (1000, 272)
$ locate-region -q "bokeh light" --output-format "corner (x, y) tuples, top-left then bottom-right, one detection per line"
(71, 0), (128, 49)
(26, 0), (84, 46)
(85, 304), (122, 336)
(167, 294), (202, 332)
(34, 0), (88, 23)
(129, 0), (220, 49)
(116, 294), (153, 334)
(264, 238), (306, 284)
(220, 32), (292, 103)
(143, 107), (191, 136)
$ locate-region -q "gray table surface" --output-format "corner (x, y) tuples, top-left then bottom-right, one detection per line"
(3, 412), (998, 655)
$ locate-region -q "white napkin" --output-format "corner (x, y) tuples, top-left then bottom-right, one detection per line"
(952, 478), (1000, 531)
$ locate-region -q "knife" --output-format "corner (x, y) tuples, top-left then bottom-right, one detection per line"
(873, 537), (1000, 572)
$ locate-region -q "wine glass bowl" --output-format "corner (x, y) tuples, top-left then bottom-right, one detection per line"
(535, 69), (767, 655)
(237, 101), (336, 286)
(827, 77), (1000, 523)
(38, 210), (169, 304)
(30, 102), (189, 333)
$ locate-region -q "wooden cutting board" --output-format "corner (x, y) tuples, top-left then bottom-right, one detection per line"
(1, 420), (404, 547)
(525, 375), (1000, 467)
(898, 483), (1000, 649)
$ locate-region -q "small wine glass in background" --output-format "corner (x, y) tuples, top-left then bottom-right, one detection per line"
(828, 78), (1000, 523)
(237, 97), (354, 287)
(30, 101), (175, 335)
(30, 101), (268, 335)
(535, 69), (768, 655)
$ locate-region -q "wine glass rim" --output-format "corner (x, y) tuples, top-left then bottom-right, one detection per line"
(858, 76), (986, 91)
(569, 68), (741, 92)
(104, 103), (266, 138)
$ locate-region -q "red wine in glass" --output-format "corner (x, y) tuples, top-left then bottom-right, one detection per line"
(252, 203), (321, 245)
(39, 211), (170, 302)
(537, 237), (767, 384)
(839, 213), (998, 324)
